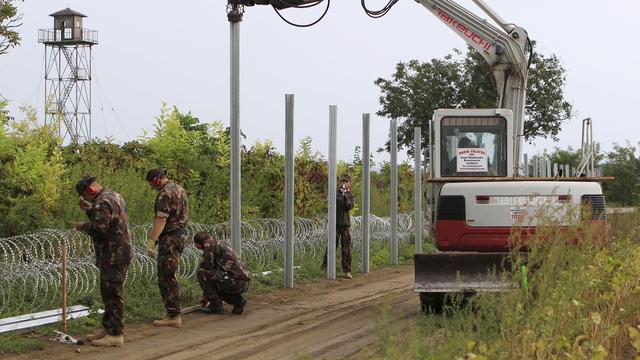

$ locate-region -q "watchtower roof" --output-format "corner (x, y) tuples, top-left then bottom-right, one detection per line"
(49, 8), (87, 17)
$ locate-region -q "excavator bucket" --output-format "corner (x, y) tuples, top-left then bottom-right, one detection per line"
(414, 253), (516, 293)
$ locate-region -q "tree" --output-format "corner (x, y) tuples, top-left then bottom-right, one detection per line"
(375, 46), (573, 157)
(0, 0), (22, 56)
(143, 104), (209, 182)
(601, 142), (640, 206)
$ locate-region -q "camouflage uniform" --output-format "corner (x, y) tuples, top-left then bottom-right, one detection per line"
(196, 240), (251, 310)
(323, 188), (355, 273)
(154, 181), (189, 317)
(80, 189), (133, 336)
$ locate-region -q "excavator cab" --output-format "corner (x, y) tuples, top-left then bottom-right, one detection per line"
(432, 109), (514, 178)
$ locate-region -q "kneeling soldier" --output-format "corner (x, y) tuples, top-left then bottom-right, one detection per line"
(193, 232), (251, 315)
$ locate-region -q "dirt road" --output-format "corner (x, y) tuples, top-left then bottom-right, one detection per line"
(4, 265), (419, 360)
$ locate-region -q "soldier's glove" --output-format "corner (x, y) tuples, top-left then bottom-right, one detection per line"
(146, 238), (157, 257)
(200, 295), (209, 308)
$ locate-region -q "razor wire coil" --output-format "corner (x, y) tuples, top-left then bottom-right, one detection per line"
(0, 214), (420, 316)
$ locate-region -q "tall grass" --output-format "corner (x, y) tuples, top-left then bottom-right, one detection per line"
(367, 209), (640, 359)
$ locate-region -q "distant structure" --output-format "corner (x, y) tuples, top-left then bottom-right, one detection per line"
(38, 8), (98, 145)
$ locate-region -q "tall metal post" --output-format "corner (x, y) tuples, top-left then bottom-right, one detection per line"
(361, 114), (371, 273)
(284, 94), (295, 288)
(390, 119), (398, 266)
(414, 127), (422, 254)
(327, 106), (337, 280)
(228, 4), (243, 256)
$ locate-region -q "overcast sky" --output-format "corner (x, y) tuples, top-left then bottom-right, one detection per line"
(1, 0), (639, 164)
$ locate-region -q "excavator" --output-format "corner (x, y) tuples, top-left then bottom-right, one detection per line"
(232, 0), (609, 311)
(409, 0), (608, 311)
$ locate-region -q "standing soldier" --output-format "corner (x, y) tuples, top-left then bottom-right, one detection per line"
(193, 232), (251, 315)
(145, 169), (189, 328)
(322, 174), (355, 279)
(74, 176), (133, 347)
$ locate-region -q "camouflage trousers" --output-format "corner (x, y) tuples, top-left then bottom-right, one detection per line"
(157, 229), (186, 317)
(196, 269), (249, 307)
(322, 226), (352, 273)
(99, 262), (129, 336)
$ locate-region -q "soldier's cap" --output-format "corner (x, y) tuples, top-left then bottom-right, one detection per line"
(75, 176), (96, 195)
(340, 174), (351, 181)
(193, 231), (216, 246)
(145, 168), (166, 181)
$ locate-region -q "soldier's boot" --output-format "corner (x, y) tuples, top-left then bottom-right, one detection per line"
(152, 315), (182, 328)
(344, 272), (353, 279)
(85, 328), (107, 341)
(231, 296), (247, 315)
(91, 334), (124, 347)
(208, 296), (224, 315)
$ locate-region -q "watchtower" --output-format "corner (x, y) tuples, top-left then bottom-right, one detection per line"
(38, 8), (98, 145)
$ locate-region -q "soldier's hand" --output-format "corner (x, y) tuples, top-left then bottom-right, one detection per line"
(73, 222), (86, 231)
(197, 268), (207, 279)
(200, 295), (209, 308)
(78, 197), (92, 211)
(146, 238), (157, 257)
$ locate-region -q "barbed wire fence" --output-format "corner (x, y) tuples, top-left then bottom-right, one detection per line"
(0, 214), (417, 317)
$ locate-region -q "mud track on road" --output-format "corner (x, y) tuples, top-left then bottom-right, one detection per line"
(3, 265), (418, 360)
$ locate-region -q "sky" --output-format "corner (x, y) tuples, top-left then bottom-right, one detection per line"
(1, 0), (639, 164)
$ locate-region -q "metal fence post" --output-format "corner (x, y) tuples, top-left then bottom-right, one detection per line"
(327, 106), (337, 280)
(390, 119), (398, 266)
(229, 9), (242, 256)
(362, 114), (371, 273)
(414, 127), (422, 254)
(284, 94), (295, 288)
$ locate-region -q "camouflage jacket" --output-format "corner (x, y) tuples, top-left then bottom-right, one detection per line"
(336, 189), (354, 227)
(154, 181), (189, 234)
(82, 188), (133, 265)
(198, 242), (251, 281)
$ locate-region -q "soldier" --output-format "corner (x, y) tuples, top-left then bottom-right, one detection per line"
(73, 176), (133, 347)
(322, 174), (355, 279)
(193, 232), (251, 315)
(145, 169), (189, 328)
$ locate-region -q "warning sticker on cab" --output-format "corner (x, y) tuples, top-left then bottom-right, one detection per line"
(457, 148), (488, 172)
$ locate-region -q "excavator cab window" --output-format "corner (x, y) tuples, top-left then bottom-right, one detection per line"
(440, 116), (507, 177)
